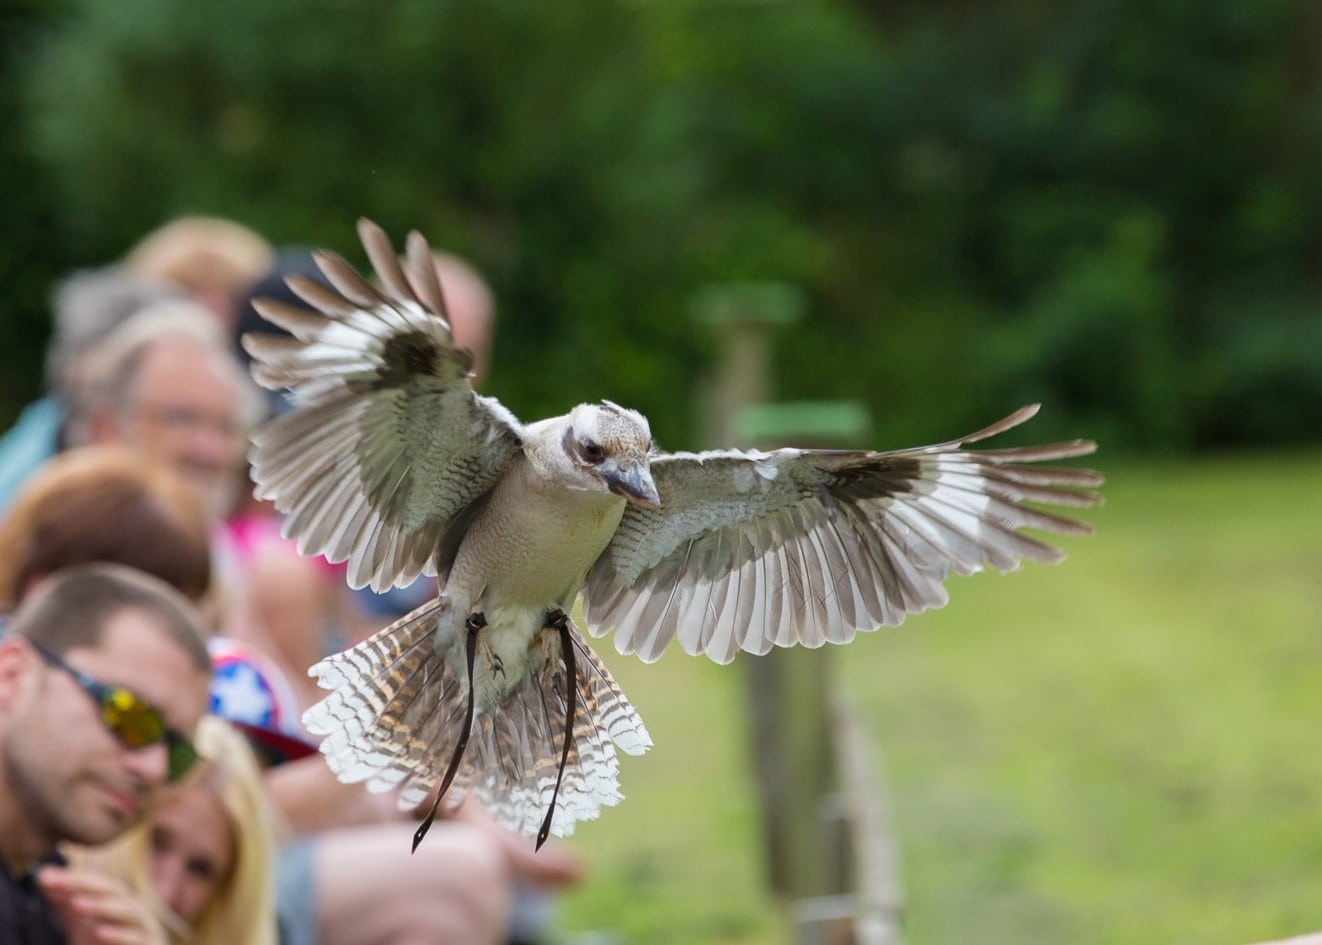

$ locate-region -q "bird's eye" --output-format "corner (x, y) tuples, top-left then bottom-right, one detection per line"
(581, 440), (606, 463)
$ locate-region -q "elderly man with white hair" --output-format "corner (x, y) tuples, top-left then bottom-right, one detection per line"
(74, 299), (262, 520)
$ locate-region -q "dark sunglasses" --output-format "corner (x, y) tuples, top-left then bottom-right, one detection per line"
(28, 641), (199, 782)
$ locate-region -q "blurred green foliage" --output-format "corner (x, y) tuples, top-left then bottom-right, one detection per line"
(2, 0), (1320, 451)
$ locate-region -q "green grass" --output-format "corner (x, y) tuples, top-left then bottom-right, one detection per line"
(555, 643), (788, 945)
(556, 453), (1322, 945)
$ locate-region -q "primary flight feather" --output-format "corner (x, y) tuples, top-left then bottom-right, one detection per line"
(243, 219), (1103, 847)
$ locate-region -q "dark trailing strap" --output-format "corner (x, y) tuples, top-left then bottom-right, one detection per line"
(412, 614), (483, 852)
(537, 612), (577, 851)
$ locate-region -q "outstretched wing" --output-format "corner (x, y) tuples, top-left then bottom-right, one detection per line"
(583, 405), (1103, 664)
(243, 219), (524, 591)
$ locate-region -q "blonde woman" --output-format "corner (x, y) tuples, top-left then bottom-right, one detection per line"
(71, 715), (279, 945)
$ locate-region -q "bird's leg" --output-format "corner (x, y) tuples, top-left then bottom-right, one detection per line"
(412, 611), (485, 853)
(536, 607), (576, 851)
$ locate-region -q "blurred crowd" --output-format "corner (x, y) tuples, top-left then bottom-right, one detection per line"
(0, 216), (583, 945)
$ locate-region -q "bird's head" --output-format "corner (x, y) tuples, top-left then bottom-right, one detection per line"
(562, 402), (660, 508)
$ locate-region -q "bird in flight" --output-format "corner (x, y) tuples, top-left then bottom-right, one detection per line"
(243, 219), (1103, 850)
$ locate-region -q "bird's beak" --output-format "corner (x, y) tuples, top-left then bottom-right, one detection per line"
(604, 460), (661, 509)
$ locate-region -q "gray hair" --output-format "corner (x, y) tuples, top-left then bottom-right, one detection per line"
(46, 265), (182, 393)
(66, 299), (265, 446)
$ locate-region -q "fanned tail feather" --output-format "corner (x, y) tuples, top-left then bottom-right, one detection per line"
(455, 618), (652, 839)
(303, 604), (651, 840)
(303, 598), (467, 808)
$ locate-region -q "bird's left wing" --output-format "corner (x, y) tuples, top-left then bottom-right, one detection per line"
(243, 219), (525, 592)
(583, 405), (1102, 664)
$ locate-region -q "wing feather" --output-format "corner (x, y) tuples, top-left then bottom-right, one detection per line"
(626, 543), (690, 662)
(742, 522), (770, 655)
(705, 529), (745, 663)
(763, 521), (794, 651)
(243, 219), (525, 591)
(405, 231), (451, 319)
(833, 504), (887, 624)
(285, 274), (361, 318)
(875, 511), (954, 607)
(313, 249), (385, 310)
(358, 218), (418, 304)
(792, 506), (829, 649)
(767, 525), (799, 649)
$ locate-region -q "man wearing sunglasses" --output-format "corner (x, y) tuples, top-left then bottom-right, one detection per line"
(0, 562), (212, 943)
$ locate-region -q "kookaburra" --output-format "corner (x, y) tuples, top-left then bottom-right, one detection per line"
(243, 219), (1103, 850)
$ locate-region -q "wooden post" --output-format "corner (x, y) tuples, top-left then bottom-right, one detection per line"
(832, 691), (904, 945)
(694, 285), (902, 944)
(691, 282), (804, 450)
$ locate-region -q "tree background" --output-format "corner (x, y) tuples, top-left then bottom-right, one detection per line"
(2, 0), (1319, 454)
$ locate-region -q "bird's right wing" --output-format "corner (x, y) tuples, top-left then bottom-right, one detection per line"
(584, 405), (1102, 664)
(243, 219), (525, 591)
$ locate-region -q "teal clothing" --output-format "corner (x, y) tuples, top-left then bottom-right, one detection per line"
(0, 396), (64, 516)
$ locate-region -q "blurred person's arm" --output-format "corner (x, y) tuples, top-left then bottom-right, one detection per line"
(447, 795), (584, 890)
(268, 756), (584, 888)
(264, 755), (404, 836)
(38, 863), (168, 945)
